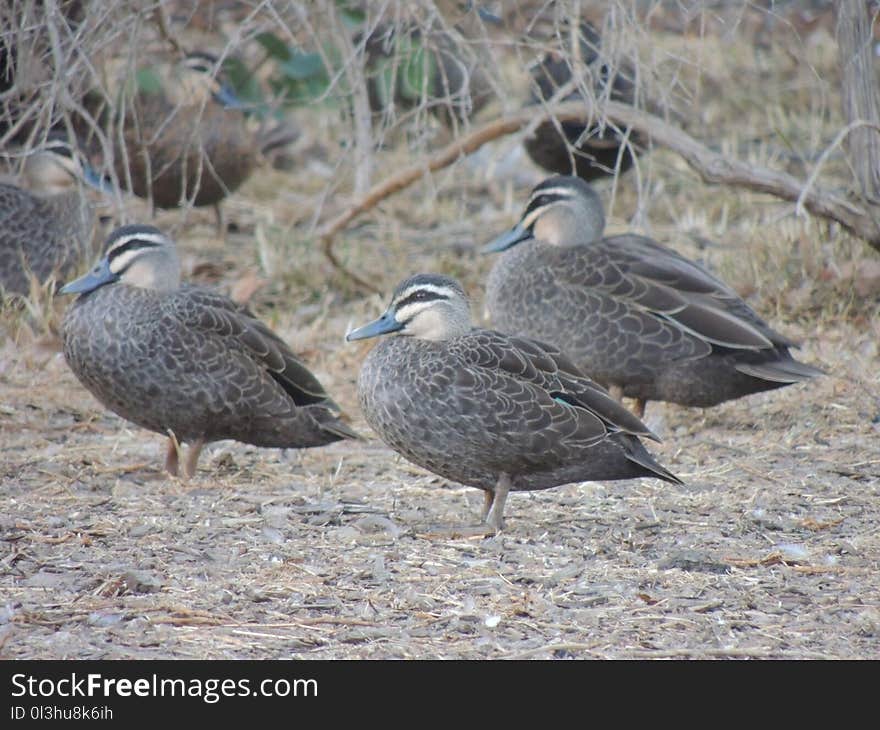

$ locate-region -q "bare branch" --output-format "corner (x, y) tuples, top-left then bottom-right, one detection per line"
(836, 0), (880, 203)
(154, 4), (188, 59)
(796, 120), (880, 218)
(318, 114), (529, 293)
(328, 1), (375, 196)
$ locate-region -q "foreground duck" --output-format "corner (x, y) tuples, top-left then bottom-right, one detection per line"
(484, 176), (824, 417)
(346, 273), (680, 532)
(60, 224), (357, 477)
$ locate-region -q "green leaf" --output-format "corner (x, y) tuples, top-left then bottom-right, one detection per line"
(134, 67), (163, 94)
(336, 0), (365, 30)
(304, 75), (329, 100)
(279, 50), (326, 81)
(374, 61), (397, 107)
(397, 36), (437, 103)
(255, 32), (292, 61)
(221, 57), (266, 116)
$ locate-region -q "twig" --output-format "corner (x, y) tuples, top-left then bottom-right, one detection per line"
(319, 97), (880, 294)
(225, 617), (377, 627)
(153, 5), (188, 58)
(796, 120), (880, 217)
(570, 99), (880, 245)
(331, 4), (375, 197)
(623, 647), (833, 659)
(504, 642), (831, 660)
(836, 0), (880, 203)
(504, 642), (606, 659)
(318, 115), (530, 293)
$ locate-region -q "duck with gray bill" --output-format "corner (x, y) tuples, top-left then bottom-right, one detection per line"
(1, 134), (109, 297)
(60, 224), (358, 478)
(484, 175), (824, 417)
(96, 52), (287, 232)
(346, 273), (681, 533)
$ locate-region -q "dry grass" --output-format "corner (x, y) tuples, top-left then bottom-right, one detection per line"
(2, 1), (880, 659)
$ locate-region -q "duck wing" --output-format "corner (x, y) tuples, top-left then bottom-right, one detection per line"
(169, 285), (338, 410)
(457, 329), (659, 445)
(560, 234), (795, 352)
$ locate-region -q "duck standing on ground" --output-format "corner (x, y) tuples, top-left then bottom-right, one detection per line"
(60, 224), (358, 477)
(484, 176), (824, 418)
(99, 52), (291, 231)
(347, 273), (680, 532)
(1, 135), (105, 297)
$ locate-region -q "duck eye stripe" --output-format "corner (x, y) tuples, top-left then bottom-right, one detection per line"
(392, 281), (456, 306)
(108, 237), (163, 260)
(522, 197), (552, 220)
(394, 289), (445, 310)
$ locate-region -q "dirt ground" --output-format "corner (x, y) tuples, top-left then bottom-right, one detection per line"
(2, 4), (880, 659)
(2, 303), (878, 659)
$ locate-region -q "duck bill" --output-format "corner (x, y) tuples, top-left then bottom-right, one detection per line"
(477, 7), (502, 25)
(481, 223), (532, 253)
(214, 83), (245, 110)
(59, 257), (117, 295)
(80, 163), (116, 195)
(346, 311), (403, 342)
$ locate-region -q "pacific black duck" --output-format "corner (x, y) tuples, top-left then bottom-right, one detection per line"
(524, 21), (644, 181)
(101, 52), (259, 228)
(0, 136), (103, 297)
(346, 273), (680, 532)
(484, 176), (824, 417)
(361, 5), (496, 131)
(60, 224), (358, 477)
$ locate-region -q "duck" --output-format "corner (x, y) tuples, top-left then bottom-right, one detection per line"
(60, 223), (358, 478)
(483, 175), (824, 418)
(346, 273), (680, 532)
(523, 21), (644, 182)
(98, 52), (262, 230)
(361, 5), (496, 131)
(0, 134), (105, 298)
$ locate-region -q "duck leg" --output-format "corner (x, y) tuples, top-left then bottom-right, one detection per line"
(164, 436), (181, 477)
(213, 203), (225, 237)
(609, 384), (648, 420)
(633, 398), (647, 419)
(183, 438), (205, 479)
(481, 489), (494, 522)
(484, 473), (511, 533)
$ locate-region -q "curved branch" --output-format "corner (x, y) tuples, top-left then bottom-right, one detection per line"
(796, 120), (880, 218)
(320, 97), (880, 293)
(596, 100), (880, 247)
(319, 116), (527, 293)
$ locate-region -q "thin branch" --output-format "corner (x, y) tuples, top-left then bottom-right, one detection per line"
(320, 97), (880, 293)
(329, 2), (375, 196)
(837, 0), (880, 203)
(796, 120), (880, 218)
(153, 5), (188, 58)
(319, 115), (531, 293)
(586, 100), (878, 242)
